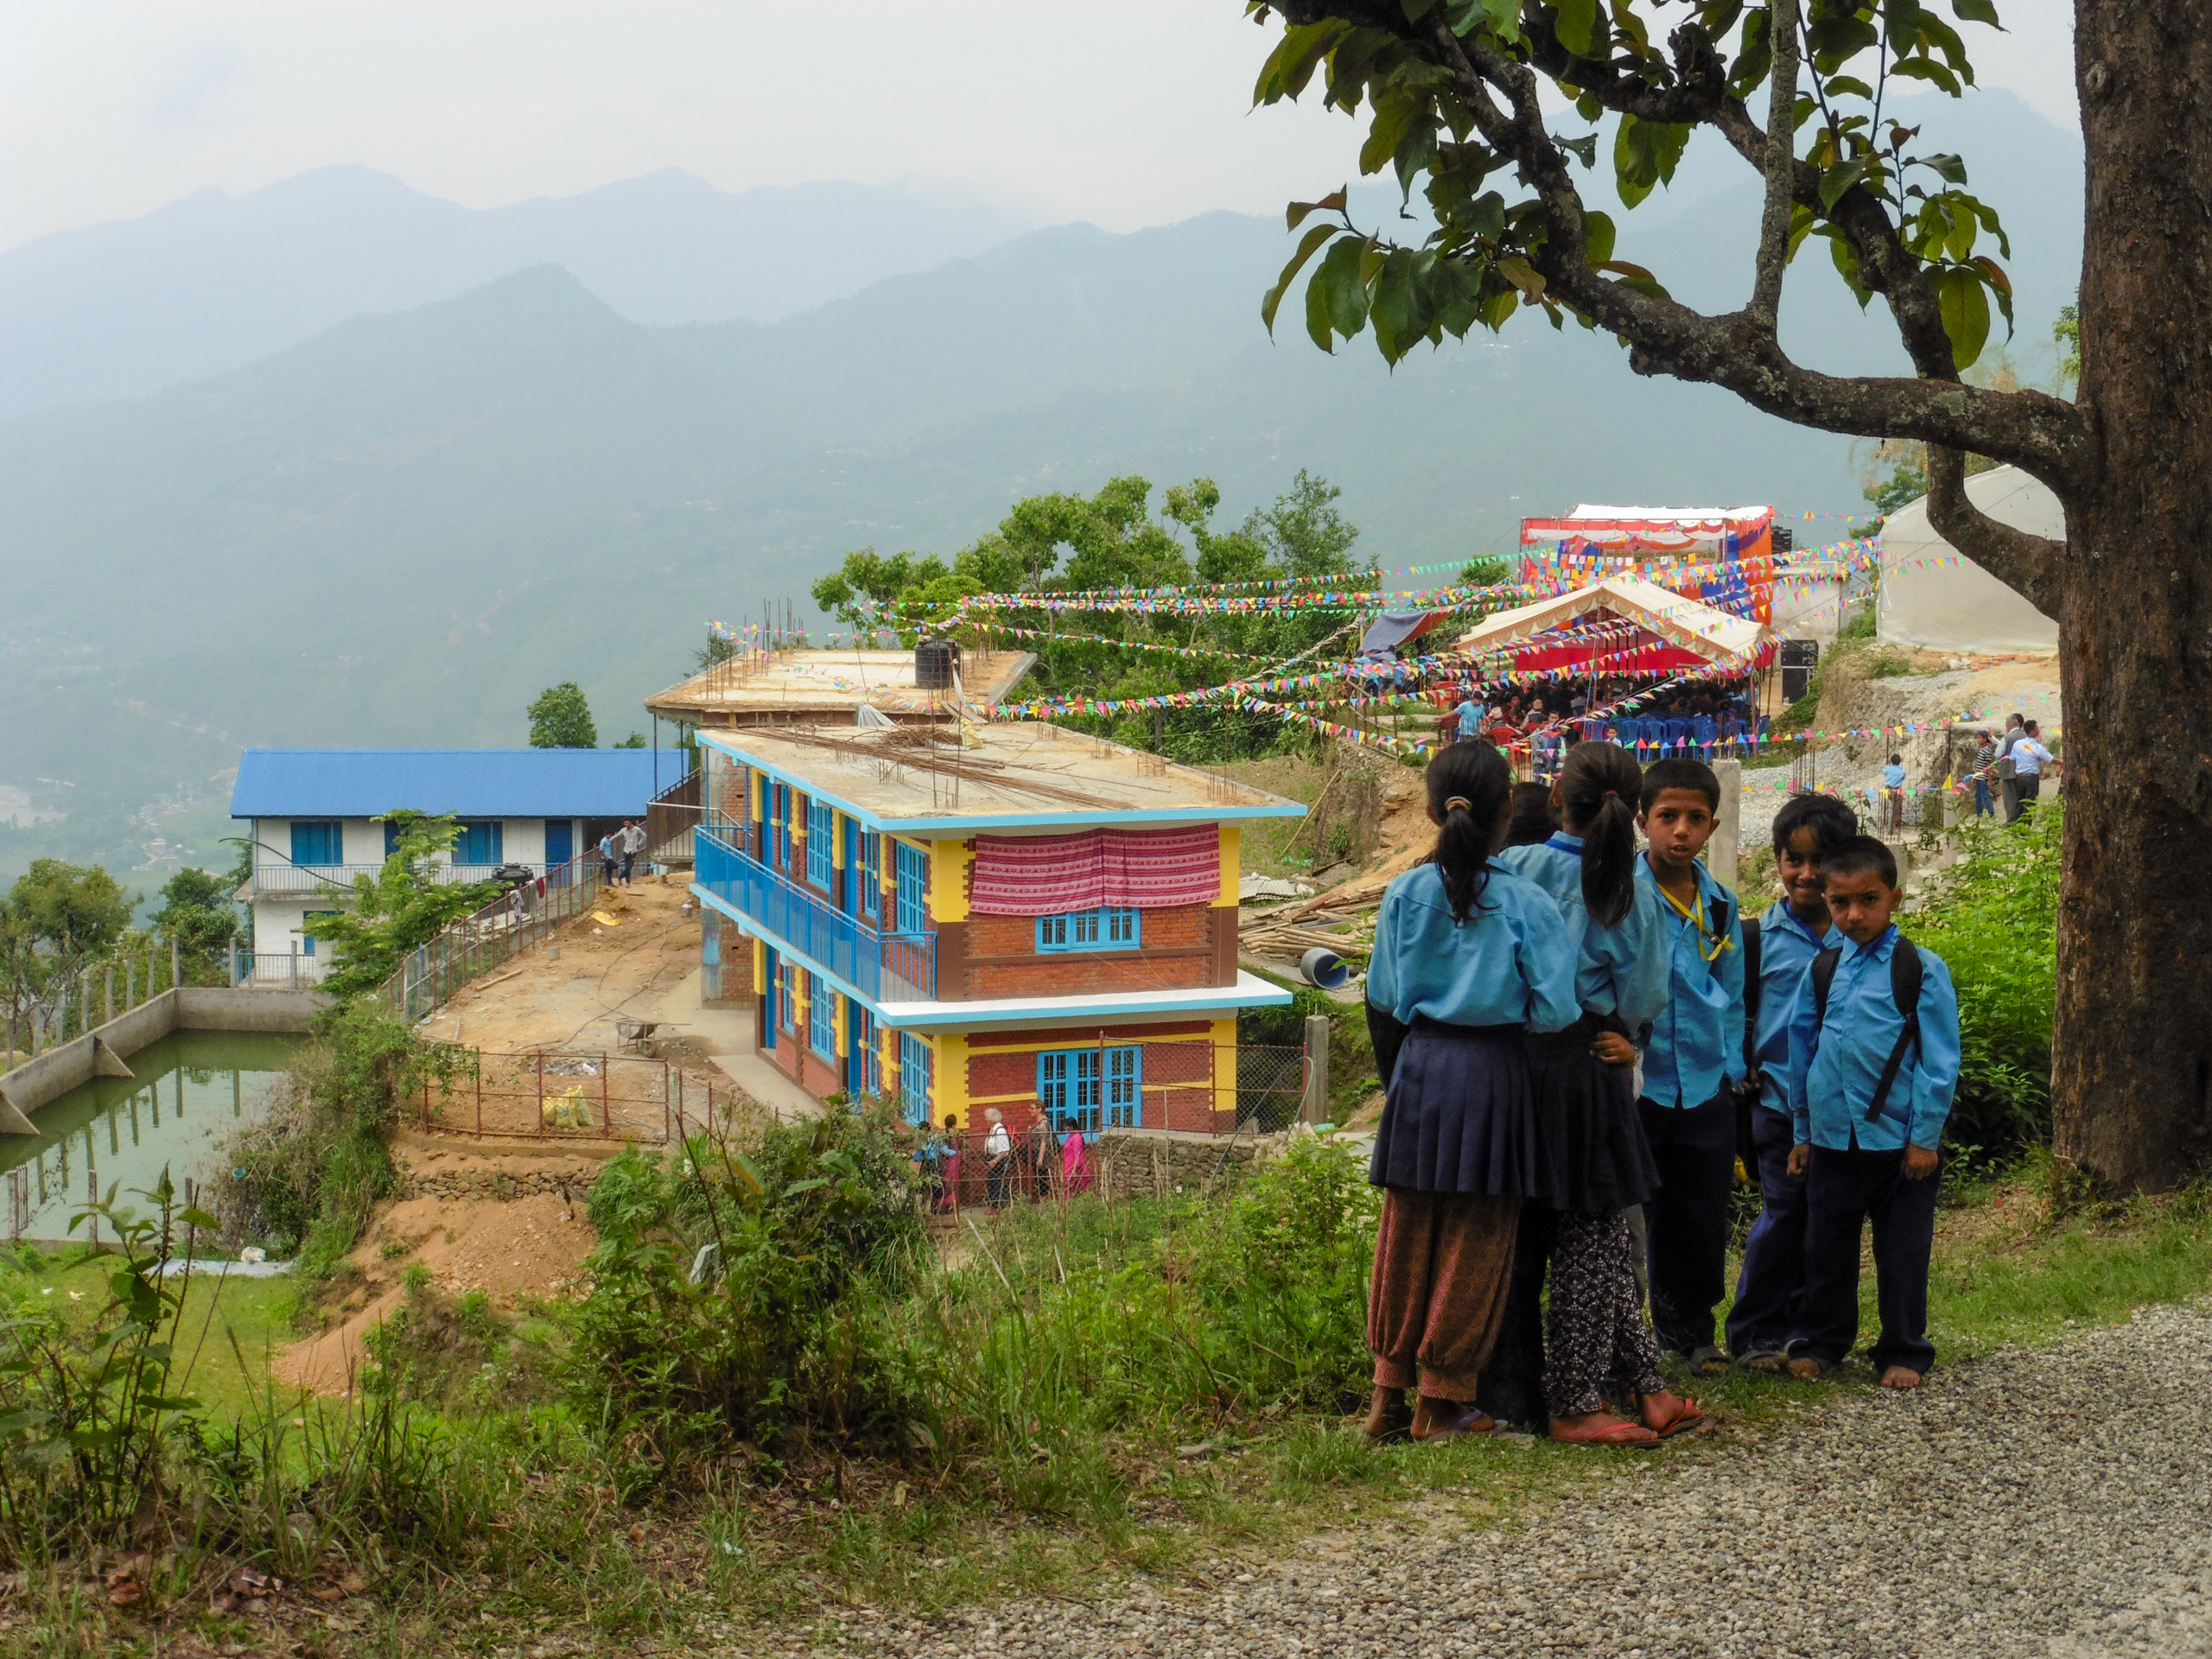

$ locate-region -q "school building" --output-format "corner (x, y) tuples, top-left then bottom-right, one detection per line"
(687, 721), (1304, 1135)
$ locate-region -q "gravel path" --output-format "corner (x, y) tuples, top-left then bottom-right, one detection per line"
(804, 1303), (2212, 1658)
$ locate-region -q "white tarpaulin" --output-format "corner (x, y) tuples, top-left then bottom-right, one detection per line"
(1457, 574), (1766, 665)
(1877, 465), (2060, 654)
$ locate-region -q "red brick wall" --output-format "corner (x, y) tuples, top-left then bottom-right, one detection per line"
(957, 904), (1221, 1001)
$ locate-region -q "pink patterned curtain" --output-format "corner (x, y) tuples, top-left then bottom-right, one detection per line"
(969, 825), (1220, 915)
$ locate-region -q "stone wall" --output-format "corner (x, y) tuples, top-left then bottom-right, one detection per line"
(395, 1164), (597, 1204)
(1090, 1128), (1272, 1200)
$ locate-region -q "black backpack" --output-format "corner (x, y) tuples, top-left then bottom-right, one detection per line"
(1808, 939), (1925, 1122)
(1733, 918), (1763, 1176)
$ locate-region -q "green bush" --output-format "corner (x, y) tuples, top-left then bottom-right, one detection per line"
(1908, 805), (2060, 1160)
(567, 1105), (926, 1484)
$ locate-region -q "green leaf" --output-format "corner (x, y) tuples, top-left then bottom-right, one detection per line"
(1581, 209), (1617, 267)
(1360, 92), (1421, 177)
(1824, 75), (1876, 99)
(1942, 202), (1978, 262)
(1255, 20), (1351, 106)
(1308, 233), (1371, 350)
(1973, 255), (2017, 336)
(1916, 152), (1968, 183)
(1263, 225), (1340, 335)
(1599, 259), (1670, 299)
(1951, 0), (2001, 23)
(1889, 56), (1962, 94)
(1819, 157), (1871, 212)
(1494, 254), (1548, 299)
(1478, 0), (1522, 40)
(1826, 230), (1872, 308)
(1554, 0), (1599, 55)
(782, 1176), (830, 1197)
(1934, 264), (1992, 367)
(1555, 130), (1599, 168)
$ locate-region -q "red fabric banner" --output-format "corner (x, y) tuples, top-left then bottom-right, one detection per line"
(969, 825), (1221, 915)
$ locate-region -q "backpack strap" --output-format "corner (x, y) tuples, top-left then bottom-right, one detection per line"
(1809, 945), (1842, 1029)
(1866, 940), (1926, 1124)
(1739, 918), (1763, 1079)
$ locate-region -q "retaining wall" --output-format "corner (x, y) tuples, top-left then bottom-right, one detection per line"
(0, 988), (324, 1123)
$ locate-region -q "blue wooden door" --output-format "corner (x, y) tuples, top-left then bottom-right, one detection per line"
(544, 819), (573, 869)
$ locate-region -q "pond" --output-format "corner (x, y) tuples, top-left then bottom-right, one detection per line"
(0, 1031), (301, 1243)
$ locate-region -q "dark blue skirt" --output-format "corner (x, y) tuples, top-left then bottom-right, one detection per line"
(1528, 1014), (1661, 1212)
(1369, 1018), (1542, 1197)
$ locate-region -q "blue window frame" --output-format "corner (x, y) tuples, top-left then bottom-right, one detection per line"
(848, 1007), (880, 1103)
(770, 782), (790, 870)
(807, 973), (836, 1060)
(805, 798), (835, 890)
(779, 963), (798, 1034)
(859, 830), (881, 921)
(454, 820), (502, 865)
(899, 1033), (932, 1127)
(1037, 1046), (1141, 1135)
(289, 820), (342, 866)
(1036, 908), (1141, 952)
(893, 841), (928, 935)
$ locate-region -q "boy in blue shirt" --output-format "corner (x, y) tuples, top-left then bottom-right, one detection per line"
(1726, 793), (1858, 1370)
(1633, 759), (1746, 1375)
(1782, 836), (1962, 1388)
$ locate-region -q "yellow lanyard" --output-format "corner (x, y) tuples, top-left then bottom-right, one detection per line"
(1660, 882), (1732, 963)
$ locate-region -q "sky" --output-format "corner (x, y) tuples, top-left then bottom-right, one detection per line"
(0, 0), (2081, 254)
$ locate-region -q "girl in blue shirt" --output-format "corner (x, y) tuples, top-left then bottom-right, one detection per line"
(1495, 743), (1701, 1446)
(1362, 741), (1578, 1444)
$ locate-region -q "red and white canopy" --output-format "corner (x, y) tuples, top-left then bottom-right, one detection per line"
(1456, 574), (1767, 674)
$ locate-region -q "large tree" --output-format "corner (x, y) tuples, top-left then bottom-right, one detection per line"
(1237, 0), (2202, 1192)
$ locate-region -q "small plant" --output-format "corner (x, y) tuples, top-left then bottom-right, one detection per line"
(379, 1238), (412, 1260)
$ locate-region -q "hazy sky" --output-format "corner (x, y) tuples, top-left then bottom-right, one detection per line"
(0, 0), (2079, 253)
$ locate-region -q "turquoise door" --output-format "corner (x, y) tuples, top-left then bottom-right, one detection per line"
(544, 819), (573, 868)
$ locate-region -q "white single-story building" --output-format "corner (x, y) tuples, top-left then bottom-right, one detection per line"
(230, 748), (664, 976)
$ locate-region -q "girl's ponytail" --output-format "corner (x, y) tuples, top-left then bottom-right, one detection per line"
(1424, 741), (1511, 922)
(1558, 741), (1643, 927)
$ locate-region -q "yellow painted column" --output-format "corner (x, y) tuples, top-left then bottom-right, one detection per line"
(1215, 825), (1241, 906)
(880, 1026), (900, 1101)
(929, 838), (972, 923)
(751, 936), (766, 995)
(834, 993), (850, 1057)
(831, 810), (848, 869)
(936, 1032), (969, 1127)
(1210, 1018), (1237, 1122)
(878, 832), (895, 901)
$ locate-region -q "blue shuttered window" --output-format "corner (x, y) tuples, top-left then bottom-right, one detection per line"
(807, 973), (836, 1060)
(805, 798), (835, 890)
(899, 1033), (932, 1126)
(1036, 908), (1140, 952)
(454, 820), (503, 865)
(1037, 1046), (1141, 1135)
(859, 830), (881, 920)
(893, 841), (928, 935)
(289, 821), (342, 866)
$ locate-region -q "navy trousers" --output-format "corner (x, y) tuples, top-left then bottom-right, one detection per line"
(1789, 1144), (1941, 1376)
(1726, 1105), (1808, 1357)
(1637, 1091), (1737, 1357)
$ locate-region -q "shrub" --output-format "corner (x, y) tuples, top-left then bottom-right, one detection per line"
(1908, 804), (2060, 1160)
(566, 1105), (926, 1484)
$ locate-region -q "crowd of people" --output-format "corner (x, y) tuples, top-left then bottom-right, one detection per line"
(1966, 712), (2059, 823)
(1360, 739), (1961, 1446)
(910, 1107), (1096, 1211)
(1447, 681), (1765, 775)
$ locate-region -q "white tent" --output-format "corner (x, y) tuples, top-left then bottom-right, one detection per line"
(1878, 464), (2060, 653)
(1457, 574), (1765, 668)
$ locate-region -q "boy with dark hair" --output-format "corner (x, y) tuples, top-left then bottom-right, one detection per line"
(1726, 793), (1859, 1370)
(1632, 758), (1746, 1375)
(1782, 836), (1961, 1389)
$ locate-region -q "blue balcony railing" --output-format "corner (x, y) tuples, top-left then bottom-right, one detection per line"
(694, 827), (935, 1002)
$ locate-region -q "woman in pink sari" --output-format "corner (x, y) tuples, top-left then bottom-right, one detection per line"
(1061, 1128), (1094, 1194)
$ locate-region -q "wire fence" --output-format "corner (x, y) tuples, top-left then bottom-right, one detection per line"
(412, 1048), (740, 1144)
(372, 855), (605, 1025)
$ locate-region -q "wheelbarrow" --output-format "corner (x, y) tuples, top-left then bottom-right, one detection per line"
(614, 1016), (663, 1054)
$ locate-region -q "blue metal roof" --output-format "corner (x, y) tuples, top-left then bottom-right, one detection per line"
(232, 750), (668, 820)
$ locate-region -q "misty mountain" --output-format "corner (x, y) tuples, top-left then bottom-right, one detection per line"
(0, 90), (2081, 876)
(0, 167), (1031, 417)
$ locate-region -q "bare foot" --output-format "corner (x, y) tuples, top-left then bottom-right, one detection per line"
(1785, 1357), (1827, 1381)
(1411, 1396), (1495, 1440)
(1637, 1389), (1706, 1436)
(1363, 1385), (1412, 1442)
(1878, 1365), (1924, 1389)
(1548, 1412), (1659, 1446)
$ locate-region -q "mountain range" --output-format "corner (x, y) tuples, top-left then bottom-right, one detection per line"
(0, 89), (2082, 883)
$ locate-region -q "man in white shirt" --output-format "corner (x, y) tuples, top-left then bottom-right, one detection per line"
(982, 1108), (1014, 1207)
(2011, 721), (2056, 817)
(620, 819), (646, 883)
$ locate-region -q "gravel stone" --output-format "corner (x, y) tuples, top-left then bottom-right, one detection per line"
(786, 1303), (2212, 1658)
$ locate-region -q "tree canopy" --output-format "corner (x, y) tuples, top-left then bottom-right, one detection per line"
(302, 813), (505, 1002)
(153, 867), (241, 978)
(811, 471), (1385, 760)
(528, 683), (598, 749)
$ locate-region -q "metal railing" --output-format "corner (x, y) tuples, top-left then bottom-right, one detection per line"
(416, 1048), (721, 1144)
(694, 827), (934, 1001)
(370, 854), (603, 1023)
(645, 769), (702, 868)
(242, 860), (550, 898)
(232, 952), (335, 988)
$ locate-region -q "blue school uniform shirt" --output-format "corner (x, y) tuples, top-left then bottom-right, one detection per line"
(1494, 835), (1670, 1027)
(1367, 862), (1580, 1034)
(1882, 762), (1906, 789)
(1751, 899), (1845, 1117)
(1635, 856), (1747, 1109)
(1783, 925), (1961, 1153)
(1456, 700), (1483, 738)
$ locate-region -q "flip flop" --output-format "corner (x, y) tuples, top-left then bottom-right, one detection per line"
(1550, 1417), (1661, 1447)
(1411, 1402), (1497, 1441)
(1642, 1395), (1707, 1439)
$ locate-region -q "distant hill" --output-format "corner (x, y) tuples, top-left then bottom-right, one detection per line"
(0, 89), (2082, 884)
(0, 167), (1031, 417)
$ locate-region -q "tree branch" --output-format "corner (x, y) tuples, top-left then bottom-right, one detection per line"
(1924, 445), (2072, 612)
(1751, 0), (1801, 324)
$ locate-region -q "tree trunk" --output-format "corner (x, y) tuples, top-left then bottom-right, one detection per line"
(2050, 3), (2212, 1191)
